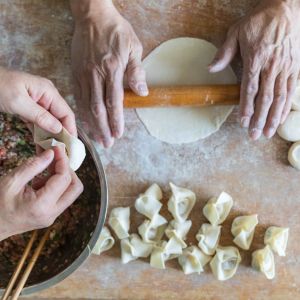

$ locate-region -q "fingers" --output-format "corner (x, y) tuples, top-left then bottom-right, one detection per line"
(208, 26), (239, 73)
(90, 69), (114, 147)
(264, 71), (288, 138)
(9, 149), (54, 191)
(55, 171), (83, 215)
(106, 68), (125, 138)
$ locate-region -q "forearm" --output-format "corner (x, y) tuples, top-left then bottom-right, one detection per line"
(70, 0), (116, 21)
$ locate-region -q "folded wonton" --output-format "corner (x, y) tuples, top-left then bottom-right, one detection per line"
(264, 226), (289, 257)
(92, 226), (115, 255)
(252, 245), (275, 280)
(108, 207), (130, 239)
(196, 223), (221, 255)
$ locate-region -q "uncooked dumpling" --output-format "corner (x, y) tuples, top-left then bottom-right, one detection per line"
(167, 183), (196, 223)
(34, 125), (86, 171)
(92, 226), (115, 255)
(203, 192), (233, 225)
(210, 246), (241, 281)
(138, 217), (167, 243)
(252, 245), (275, 280)
(196, 223), (221, 255)
(136, 37), (237, 144)
(231, 214), (258, 250)
(264, 226), (289, 257)
(277, 111), (300, 142)
(108, 207), (130, 239)
(165, 220), (192, 242)
(288, 142), (300, 170)
(291, 84), (300, 111)
(178, 246), (211, 275)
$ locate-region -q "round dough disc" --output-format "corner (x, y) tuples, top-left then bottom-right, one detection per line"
(288, 141), (300, 170)
(291, 83), (300, 111)
(136, 38), (237, 144)
(277, 111), (300, 142)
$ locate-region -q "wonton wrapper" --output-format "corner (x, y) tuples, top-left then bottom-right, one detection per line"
(178, 246), (211, 275)
(231, 214), (258, 250)
(196, 223), (221, 255)
(135, 183), (163, 219)
(264, 226), (289, 257)
(252, 245), (275, 280)
(203, 192), (233, 225)
(210, 246), (241, 281)
(108, 207), (130, 239)
(120, 234), (153, 264)
(92, 226), (115, 255)
(167, 183), (196, 223)
(34, 125), (86, 171)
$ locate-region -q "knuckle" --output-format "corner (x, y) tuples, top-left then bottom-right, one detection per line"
(261, 94), (273, 106)
(90, 102), (105, 118)
(246, 83), (258, 96)
(274, 93), (286, 104)
(34, 109), (49, 126)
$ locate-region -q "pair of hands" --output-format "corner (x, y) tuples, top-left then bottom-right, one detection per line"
(0, 68), (83, 241)
(71, 0), (300, 145)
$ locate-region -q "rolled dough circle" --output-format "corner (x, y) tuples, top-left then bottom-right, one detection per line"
(288, 141), (300, 170)
(277, 111), (300, 142)
(291, 84), (300, 111)
(136, 38), (237, 144)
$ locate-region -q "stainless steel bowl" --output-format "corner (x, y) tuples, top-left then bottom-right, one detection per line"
(0, 127), (108, 296)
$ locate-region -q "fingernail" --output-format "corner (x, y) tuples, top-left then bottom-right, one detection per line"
(265, 127), (276, 139)
(241, 117), (250, 128)
(249, 128), (262, 141)
(137, 83), (149, 96)
(41, 149), (54, 160)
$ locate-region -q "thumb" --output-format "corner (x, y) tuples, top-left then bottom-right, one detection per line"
(208, 27), (239, 73)
(14, 96), (62, 134)
(126, 50), (149, 97)
(10, 149), (54, 191)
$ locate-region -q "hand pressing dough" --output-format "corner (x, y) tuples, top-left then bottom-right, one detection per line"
(34, 125), (86, 171)
(264, 226), (289, 257)
(203, 192), (233, 225)
(136, 38), (237, 144)
(277, 111), (300, 142)
(252, 245), (275, 280)
(288, 142), (300, 170)
(108, 207), (130, 239)
(231, 215), (258, 250)
(92, 226), (115, 255)
(210, 246), (241, 281)
(178, 246), (211, 275)
(291, 84), (300, 111)
(196, 223), (221, 255)
(167, 183), (196, 223)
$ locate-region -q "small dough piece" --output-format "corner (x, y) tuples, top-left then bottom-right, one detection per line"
(231, 214), (258, 250)
(150, 241), (168, 269)
(291, 84), (300, 111)
(136, 37), (237, 144)
(252, 245), (275, 280)
(135, 183), (163, 219)
(203, 192), (233, 225)
(34, 125), (86, 171)
(138, 216), (167, 243)
(210, 246), (241, 281)
(108, 207), (130, 239)
(196, 223), (221, 255)
(167, 183), (196, 223)
(120, 234), (153, 264)
(277, 111), (300, 142)
(264, 226), (289, 257)
(165, 220), (192, 241)
(288, 141), (300, 171)
(178, 246), (211, 275)
(92, 226), (115, 255)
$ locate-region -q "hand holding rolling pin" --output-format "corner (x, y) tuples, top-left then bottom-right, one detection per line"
(209, 0), (300, 140)
(70, 0), (148, 148)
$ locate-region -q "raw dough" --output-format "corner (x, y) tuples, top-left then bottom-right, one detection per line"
(252, 245), (275, 280)
(277, 111), (300, 142)
(92, 226), (115, 255)
(138, 217), (167, 243)
(136, 38), (237, 144)
(291, 84), (300, 111)
(264, 226), (289, 257)
(288, 142), (300, 170)
(196, 223), (221, 255)
(108, 207), (130, 239)
(165, 220), (192, 242)
(34, 125), (86, 171)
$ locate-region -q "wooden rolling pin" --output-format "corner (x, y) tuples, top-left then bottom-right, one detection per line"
(124, 84), (240, 108)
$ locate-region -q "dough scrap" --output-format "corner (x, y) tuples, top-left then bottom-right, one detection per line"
(167, 183), (196, 223)
(210, 246), (241, 281)
(231, 214), (258, 250)
(196, 223), (221, 255)
(108, 207), (130, 239)
(264, 226), (289, 257)
(121, 234), (153, 264)
(252, 245), (275, 280)
(136, 37), (237, 144)
(203, 192), (233, 225)
(92, 226), (115, 255)
(288, 141), (300, 170)
(34, 125), (86, 171)
(277, 111), (300, 142)
(178, 246), (211, 275)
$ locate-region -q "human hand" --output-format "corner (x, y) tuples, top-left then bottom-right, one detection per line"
(0, 67), (77, 136)
(209, 0), (300, 140)
(71, 0), (148, 147)
(0, 147), (83, 241)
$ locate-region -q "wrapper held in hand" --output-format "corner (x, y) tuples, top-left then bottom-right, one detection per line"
(34, 125), (86, 171)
